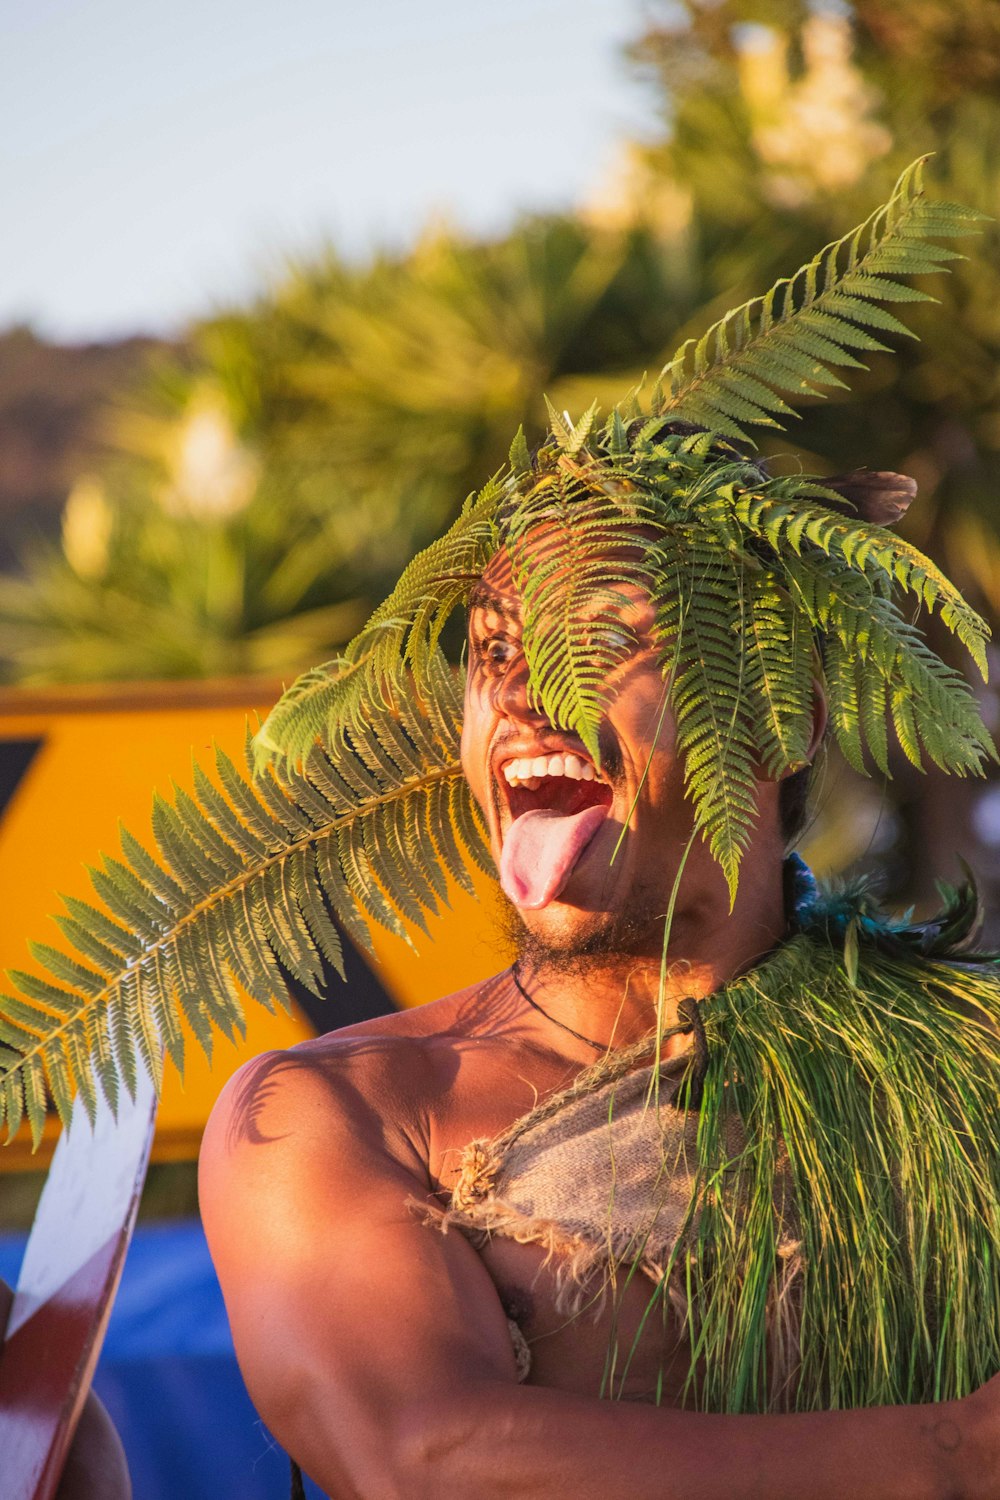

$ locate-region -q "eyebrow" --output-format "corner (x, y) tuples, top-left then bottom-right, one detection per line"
(466, 585), (519, 620)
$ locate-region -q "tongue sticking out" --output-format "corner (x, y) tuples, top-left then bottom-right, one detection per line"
(500, 804), (608, 909)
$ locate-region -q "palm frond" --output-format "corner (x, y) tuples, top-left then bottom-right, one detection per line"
(659, 158), (985, 442)
(0, 652), (488, 1145)
(254, 480), (501, 773)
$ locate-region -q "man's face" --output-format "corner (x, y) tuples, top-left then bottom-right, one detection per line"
(461, 544), (729, 963)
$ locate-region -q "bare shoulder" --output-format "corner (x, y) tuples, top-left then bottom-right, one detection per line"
(197, 976), (526, 1489)
(199, 973), (506, 1211)
(198, 1021), (443, 1310)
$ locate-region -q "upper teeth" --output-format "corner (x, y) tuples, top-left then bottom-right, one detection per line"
(502, 753), (597, 788)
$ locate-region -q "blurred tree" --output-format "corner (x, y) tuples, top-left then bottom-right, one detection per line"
(626, 0), (1000, 912)
(0, 217), (695, 683)
(199, 218), (698, 575)
(0, 374), (365, 683)
(625, 0), (1000, 557)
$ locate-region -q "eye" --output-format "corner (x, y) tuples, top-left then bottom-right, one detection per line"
(475, 633), (519, 670)
(581, 624), (632, 653)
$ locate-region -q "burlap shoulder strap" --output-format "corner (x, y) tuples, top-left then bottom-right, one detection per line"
(426, 1042), (800, 1317)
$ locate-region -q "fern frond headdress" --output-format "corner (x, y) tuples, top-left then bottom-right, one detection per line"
(1, 157), (995, 1143)
(257, 156), (995, 901)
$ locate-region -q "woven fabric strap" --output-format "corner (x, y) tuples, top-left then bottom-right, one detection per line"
(439, 1045), (800, 1304)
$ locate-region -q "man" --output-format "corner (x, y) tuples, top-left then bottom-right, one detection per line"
(199, 518), (1000, 1496)
(4, 160), (999, 1496)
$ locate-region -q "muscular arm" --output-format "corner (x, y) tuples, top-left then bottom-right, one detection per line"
(199, 1047), (997, 1500)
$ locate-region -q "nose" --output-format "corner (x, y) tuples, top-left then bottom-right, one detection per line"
(492, 647), (550, 728)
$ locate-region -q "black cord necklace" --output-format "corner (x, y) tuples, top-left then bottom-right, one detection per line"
(510, 961), (608, 1054)
(510, 962), (709, 1101)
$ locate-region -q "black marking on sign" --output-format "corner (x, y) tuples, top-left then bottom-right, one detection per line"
(0, 738), (44, 826)
(280, 930), (400, 1034)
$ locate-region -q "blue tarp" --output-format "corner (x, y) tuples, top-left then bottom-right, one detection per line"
(0, 1219), (325, 1500)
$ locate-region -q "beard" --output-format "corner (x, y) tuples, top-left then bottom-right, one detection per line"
(494, 884), (668, 978)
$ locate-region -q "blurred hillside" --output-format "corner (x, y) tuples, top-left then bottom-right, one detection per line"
(0, 327), (168, 568)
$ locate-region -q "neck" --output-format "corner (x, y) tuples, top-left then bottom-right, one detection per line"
(514, 850), (788, 1053)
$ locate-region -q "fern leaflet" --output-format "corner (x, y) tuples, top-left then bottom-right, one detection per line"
(0, 653), (488, 1145)
(660, 158), (985, 441)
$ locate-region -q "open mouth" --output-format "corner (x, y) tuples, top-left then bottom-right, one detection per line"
(501, 752), (613, 822)
(497, 751), (614, 910)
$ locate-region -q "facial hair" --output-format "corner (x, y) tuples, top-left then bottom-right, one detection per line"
(494, 882), (668, 978)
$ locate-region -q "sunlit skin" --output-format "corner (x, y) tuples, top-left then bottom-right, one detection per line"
(461, 545), (794, 1049)
(199, 546), (1000, 1500)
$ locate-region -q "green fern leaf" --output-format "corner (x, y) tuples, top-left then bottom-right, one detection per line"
(659, 158), (981, 442)
(508, 424), (531, 477)
(143, 951), (185, 1071)
(735, 343), (851, 393)
(651, 530), (760, 904)
(736, 482), (990, 678)
(561, 401), (600, 458)
(107, 975), (139, 1104)
(825, 647), (867, 774)
(859, 670), (891, 777)
(543, 398), (575, 449)
(130, 969), (164, 1094)
(27, 944), (107, 998)
(505, 468), (654, 763)
(788, 552), (995, 776)
(90, 1011), (120, 1115)
(817, 296), (916, 337)
(254, 483), (499, 772)
(605, 407), (630, 461)
(0, 652), (492, 1140)
(42, 1047), (74, 1136)
(794, 309), (892, 353)
(291, 846), (346, 980)
(21, 1055), (47, 1149)
(3, 1072), (24, 1140)
(742, 569), (815, 777)
(88, 857), (171, 939)
(834, 274), (935, 304)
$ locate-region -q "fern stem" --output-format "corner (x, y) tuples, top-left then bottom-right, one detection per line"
(1, 760), (466, 1090)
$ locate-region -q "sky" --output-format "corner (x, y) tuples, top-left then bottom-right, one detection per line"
(2, 0), (656, 343)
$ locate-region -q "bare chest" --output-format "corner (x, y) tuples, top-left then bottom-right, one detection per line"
(423, 1041), (697, 1404)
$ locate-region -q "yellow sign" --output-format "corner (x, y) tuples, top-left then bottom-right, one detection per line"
(0, 680), (507, 1168)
